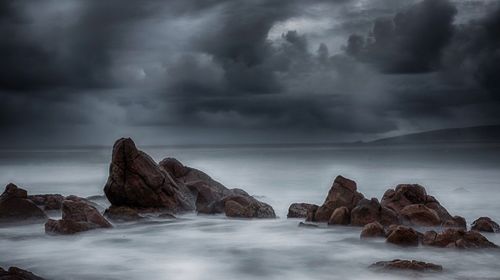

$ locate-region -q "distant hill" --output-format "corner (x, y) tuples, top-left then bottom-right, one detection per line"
(369, 125), (500, 145)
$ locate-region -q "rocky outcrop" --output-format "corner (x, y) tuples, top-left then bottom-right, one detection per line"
(328, 206), (350, 225)
(27, 194), (64, 210)
(0, 267), (45, 280)
(350, 198), (399, 226)
(386, 225), (420, 247)
(104, 138), (275, 219)
(104, 206), (142, 221)
(360, 221), (385, 239)
(45, 198), (112, 235)
(313, 176), (364, 222)
(287, 203), (318, 219)
(471, 217), (500, 233)
(0, 184), (47, 224)
(422, 228), (498, 249)
(370, 259), (442, 273)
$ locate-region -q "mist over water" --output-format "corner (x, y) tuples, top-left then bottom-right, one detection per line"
(1, 144), (500, 279)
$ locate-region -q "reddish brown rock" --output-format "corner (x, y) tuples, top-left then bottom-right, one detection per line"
(287, 203), (319, 219)
(350, 198), (399, 226)
(443, 216), (467, 229)
(45, 199), (112, 235)
(386, 225), (420, 246)
(223, 195), (276, 219)
(381, 184), (427, 213)
(104, 205), (142, 221)
(400, 204), (441, 226)
(370, 259), (442, 273)
(0, 266), (46, 280)
(471, 217), (500, 233)
(0, 183), (47, 224)
(360, 221), (385, 239)
(422, 228), (498, 249)
(328, 206), (350, 225)
(313, 176), (364, 222)
(27, 194), (64, 210)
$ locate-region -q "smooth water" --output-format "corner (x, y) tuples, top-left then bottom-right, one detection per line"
(1, 144), (500, 279)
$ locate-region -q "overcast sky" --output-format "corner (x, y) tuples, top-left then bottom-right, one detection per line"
(1, 0), (499, 146)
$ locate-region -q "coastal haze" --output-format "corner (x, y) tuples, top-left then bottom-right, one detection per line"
(1, 0), (500, 279)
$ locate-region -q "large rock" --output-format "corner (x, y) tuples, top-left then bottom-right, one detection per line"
(313, 176), (364, 222)
(223, 195), (276, 218)
(0, 183), (47, 224)
(370, 259), (442, 273)
(422, 228), (498, 249)
(0, 266), (45, 280)
(350, 198), (399, 226)
(471, 217), (500, 233)
(287, 203), (318, 219)
(27, 194), (65, 210)
(45, 198), (112, 235)
(399, 204), (441, 226)
(328, 206), (350, 225)
(386, 225), (420, 247)
(360, 221), (385, 239)
(381, 184), (428, 212)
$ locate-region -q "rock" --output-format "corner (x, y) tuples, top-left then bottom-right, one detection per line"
(0, 266), (45, 280)
(471, 217), (500, 233)
(158, 213), (176, 219)
(45, 199), (112, 235)
(0, 183), (47, 224)
(313, 175), (364, 222)
(350, 198), (399, 226)
(360, 221), (386, 239)
(400, 204), (441, 226)
(298, 222), (319, 228)
(370, 259), (442, 273)
(223, 195), (276, 218)
(422, 228), (498, 248)
(27, 194), (64, 210)
(381, 184), (427, 213)
(328, 206), (350, 225)
(104, 206), (142, 221)
(287, 203), (319, 219)
(386, 225), (420, 246)
(443, 216), (467, 229)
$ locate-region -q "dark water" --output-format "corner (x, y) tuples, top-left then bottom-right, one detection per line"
(1, 144), (500, 279)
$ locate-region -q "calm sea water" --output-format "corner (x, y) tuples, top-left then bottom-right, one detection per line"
(1, 144), (500, 279)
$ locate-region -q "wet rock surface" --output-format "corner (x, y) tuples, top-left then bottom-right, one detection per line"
(471, 217), (500, 233)
(0, 184), (47, 224)
(370, 259), (443, 273)
(0, 267), (45, 280)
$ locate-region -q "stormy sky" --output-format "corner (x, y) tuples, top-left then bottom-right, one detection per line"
(1, 0), (499, 146)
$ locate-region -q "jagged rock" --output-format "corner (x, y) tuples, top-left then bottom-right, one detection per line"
(27, 194), (64, 210)
(287, 203), (319, 219)
(0, 183), (47, 224)
(422, 228), (498, 248)
(45, 199), (112, 235)
(400, 204), (441, 226)
(471, 217), (500, 233)
(360, 221), (385, 239)
(328, 206), (350, 225)
(0, 266), (45, 280)
(386, 225), (420, 246)
(351, 198), (399, 226)
(223, 195), (276, 218)
(370, 259), (442, 273)
(104, 206), (142, 221)
(313, 176), (364, 222)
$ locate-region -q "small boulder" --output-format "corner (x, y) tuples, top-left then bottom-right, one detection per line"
(223, 195), (276, 218)
(0, 183), (47, 224)
(360, 221), (385, 239)
(422, 228), (498, 249)
(370, 259), (442, 273)
(400, 204), (441, 226)
(287, 203), (319, 219)
(45, 199), (112, 235)
(471, 217), (500, 233)
(0, 266), (46, 280)
(104, 206), (142, 221)
(328, 206), (350, 225)
(386, 225), (420, 247)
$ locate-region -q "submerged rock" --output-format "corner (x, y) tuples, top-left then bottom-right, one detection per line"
(360, 221), (386, 239)
(422, 228), (498, 249)
(471, 217), (500, 233)
(0, 183), (47, 224)
(287, 203), (318, 219)
(386, 225), (420, 247)
(45, 198), (112, 235)
(370, 259), (442, 273)
(0, 266), (46, 280)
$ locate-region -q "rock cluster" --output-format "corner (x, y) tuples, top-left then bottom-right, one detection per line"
(370, 259), (442, 273)
(103, 138), (275, 219)
(0, 267), (45, 280)
(0, 184), (47, 224)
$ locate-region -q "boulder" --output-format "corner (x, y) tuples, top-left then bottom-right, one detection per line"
(471, 217), (500, 233)
(0, 266), (45, 280)
(360, 221), (385, 239)
(370, 259), (442, 273)
(351, 198), (399, 226)
(313, 176), (364, 222)
(104, 206), (142, 221)
(27, 194), (64, 210)
(0, 183), (47, 224)
(422, 228), (498, 249)
(223, 195), (276, 218)
(381, 184), (427, 213)
(442, 216), (467, 229)
(399, 204), (441, 226)
(386, 225), (420, 246)
(45, 199), (112, 235)
(287, 203), (319, 219)
(328, 206), (350, 225)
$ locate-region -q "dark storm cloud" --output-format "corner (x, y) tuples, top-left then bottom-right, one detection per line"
(345, 0), (457, 73)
